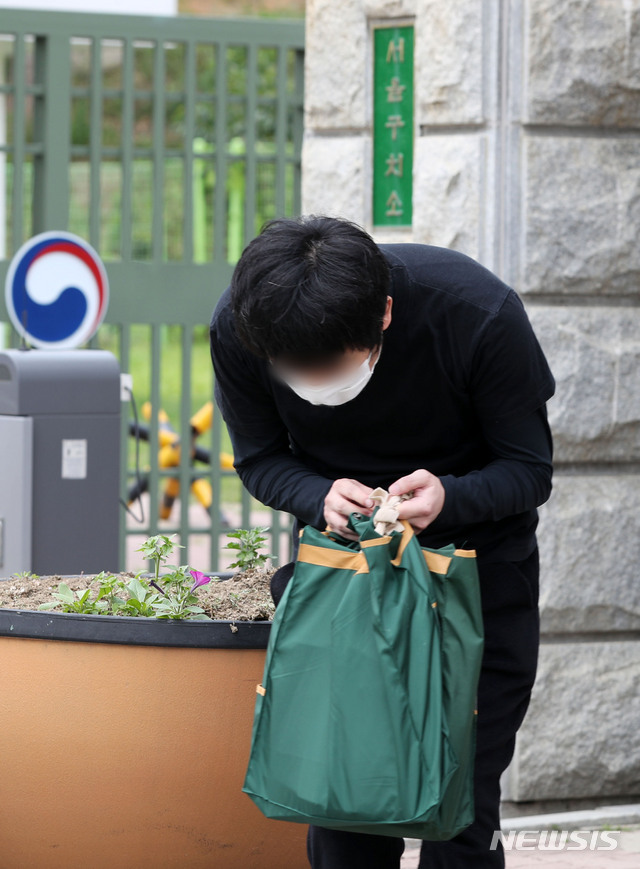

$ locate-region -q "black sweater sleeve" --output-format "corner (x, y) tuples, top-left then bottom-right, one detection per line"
(225, 426), (334, 528)
(434, 403), (554, 529)
(428, 285), (555, 533)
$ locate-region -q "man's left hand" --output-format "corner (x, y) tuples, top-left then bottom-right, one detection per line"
(386, 469), (446, 533)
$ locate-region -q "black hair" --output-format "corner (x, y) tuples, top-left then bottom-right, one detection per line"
(229, 215), (390, 366)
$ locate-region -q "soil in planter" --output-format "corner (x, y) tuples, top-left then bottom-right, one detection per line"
(0, 569), (277, 621)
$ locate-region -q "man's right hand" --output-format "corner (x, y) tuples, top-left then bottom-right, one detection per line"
(324, 478), (374, 542)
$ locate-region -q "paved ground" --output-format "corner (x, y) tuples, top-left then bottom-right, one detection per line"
(400, 828), (640, 867)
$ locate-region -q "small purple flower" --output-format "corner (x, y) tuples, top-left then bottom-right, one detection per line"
(189, 569), (211, 594)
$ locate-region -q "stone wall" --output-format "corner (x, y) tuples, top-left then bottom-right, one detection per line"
(303, 0), (640, 812)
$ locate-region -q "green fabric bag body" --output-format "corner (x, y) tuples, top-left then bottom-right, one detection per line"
(242, 512), (485, 840)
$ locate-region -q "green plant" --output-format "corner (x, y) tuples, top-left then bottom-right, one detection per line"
(224, 526), (275, 571)
(94, 571), (128, 613)
(12, 570), (37, 580)
(38, 535), (215, 621)
(137, 534), (183, 584)
(38, 583), (109, 615)
(149, 568), (212, 621)
(120, 578), (161, 618)
(36, 527), (277, 620)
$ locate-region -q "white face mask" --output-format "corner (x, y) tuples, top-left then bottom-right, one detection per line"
(279, 344), (382, 406)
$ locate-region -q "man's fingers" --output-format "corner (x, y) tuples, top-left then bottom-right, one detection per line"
(324, 477), (387, 542)
(388, 469), (432, 497)
(326, 479), (374, 515)
(330, 527), (359, 542)
(324, 510), (359, 541)
(335, 478), (374, 509)
(392, 474), (446, 532)
(324, 495), (368, 528)
(396, 497), (436, 522)
(335, 494), (370, 516)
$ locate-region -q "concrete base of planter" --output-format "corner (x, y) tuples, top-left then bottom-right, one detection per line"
(0, 612), (308, 868)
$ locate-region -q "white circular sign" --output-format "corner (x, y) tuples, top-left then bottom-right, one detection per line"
(4, 231), (109, 349)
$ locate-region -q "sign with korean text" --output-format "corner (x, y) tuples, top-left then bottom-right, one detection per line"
(373, 24), (414, 227)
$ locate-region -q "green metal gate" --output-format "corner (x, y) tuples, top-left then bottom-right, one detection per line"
(0, 9), (304, 571)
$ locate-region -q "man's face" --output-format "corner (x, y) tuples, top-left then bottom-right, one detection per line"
(272, 296), (393, 387)
(273, 345), (379, 386)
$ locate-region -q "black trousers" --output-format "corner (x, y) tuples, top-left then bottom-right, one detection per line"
(273, 545), (541, 869)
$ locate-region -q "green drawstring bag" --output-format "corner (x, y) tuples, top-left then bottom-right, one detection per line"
(242, 509), (484, 840)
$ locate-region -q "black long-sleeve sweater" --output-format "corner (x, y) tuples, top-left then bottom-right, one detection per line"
(210, 243), (556, 562)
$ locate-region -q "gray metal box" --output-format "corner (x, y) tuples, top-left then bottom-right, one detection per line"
(0, 349), (120, 576)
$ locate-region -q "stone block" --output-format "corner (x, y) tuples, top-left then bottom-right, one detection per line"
(414, 0), (485, 126)
(521, 135), (640, 296)
(363, 0), (416, 16)
(504, 640), (640, 801)
(526, 0), (640, 127)
(537, 474), (640, 633)
(301, 134), (371, 224)
(528, 306), (640, 462)
(412, 133), (485, 261)
(304, 0), (368, 131)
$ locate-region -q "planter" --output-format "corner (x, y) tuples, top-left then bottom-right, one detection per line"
(0, 607), (308, 869)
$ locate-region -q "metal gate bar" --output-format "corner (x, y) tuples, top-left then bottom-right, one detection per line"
(0, 9), (304, 571)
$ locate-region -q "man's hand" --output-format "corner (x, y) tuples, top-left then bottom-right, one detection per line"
(388, 469), (445, 533)
(324, 478), (374, 541)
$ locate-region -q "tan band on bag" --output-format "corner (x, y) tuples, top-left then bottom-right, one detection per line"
(297, 537), (476, 577)
(297, 543), (369, 574)
(390, 520), (414, 566)
(359, 536), (392, 548)
(299, 526), (413, 574)
(256, 684), (266, 696)
(423, 551), (451, 574)
(422, 548), (477, 574)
